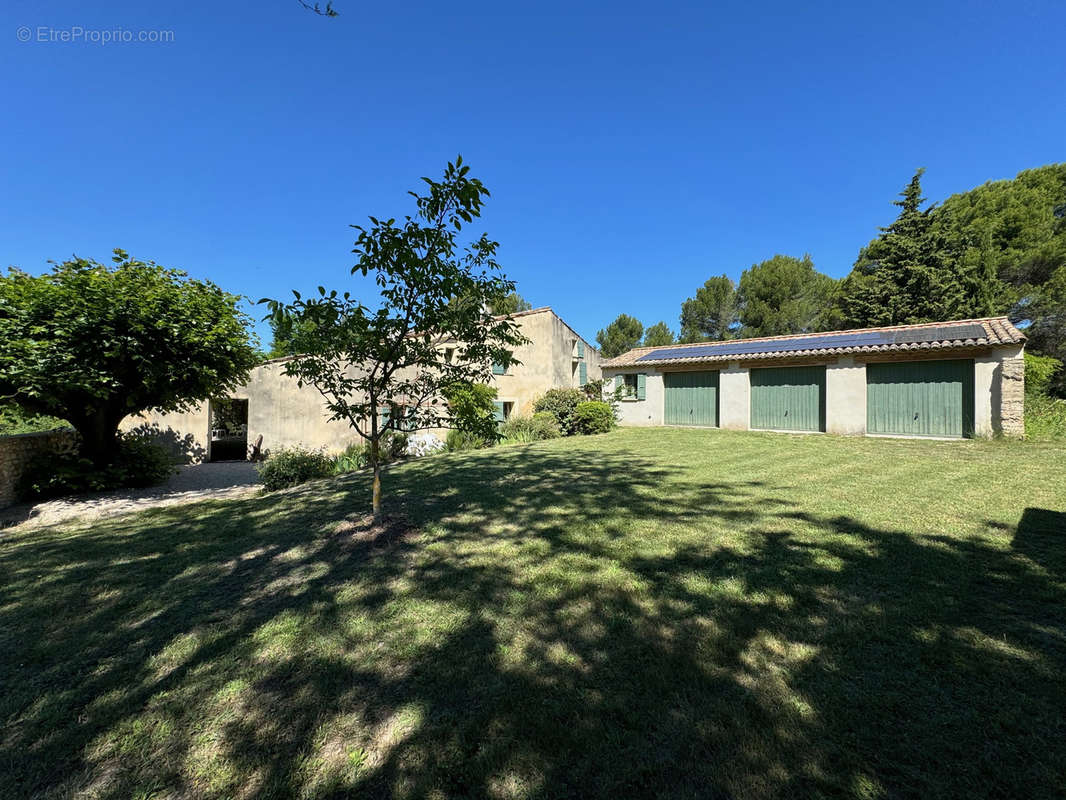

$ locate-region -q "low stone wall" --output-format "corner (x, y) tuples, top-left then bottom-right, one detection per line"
(0, 430), (79, 509)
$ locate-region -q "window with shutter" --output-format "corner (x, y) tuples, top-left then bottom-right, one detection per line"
(492, 362), (506, 375)
(637, 373), (647, 401)
(579, 360), (588, 386)
(493, 401), (505, 422)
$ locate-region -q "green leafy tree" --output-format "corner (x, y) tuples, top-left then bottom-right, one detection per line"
(736, 254), (836, 337)
(0, 251), (258, 464)
(679, 275), (738, 342)
(441, 382), (499, 443)
(489, 291), (533, 316)
(266, 158), (527, 517)
(643, 321), (675, 347)
(596, 314), (643, 358)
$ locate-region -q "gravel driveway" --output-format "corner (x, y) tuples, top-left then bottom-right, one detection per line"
(1, 461), (261, 530)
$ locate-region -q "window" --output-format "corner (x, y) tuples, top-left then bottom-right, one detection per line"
(492, 361), (507, 375)
(493, 401), (514, 423)
(444, 347), (455, 363)
(615, 373), (646, 401)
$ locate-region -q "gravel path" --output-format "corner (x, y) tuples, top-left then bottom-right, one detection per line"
(1, 461), (261, 530)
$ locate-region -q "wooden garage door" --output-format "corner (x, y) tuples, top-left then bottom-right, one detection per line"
(750, 366), (826, 432)
(867, 359), (974, 437)
(664, 371), (718, 426)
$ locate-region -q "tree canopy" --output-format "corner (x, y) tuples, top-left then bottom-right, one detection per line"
(267, 158), (525, 516)
(596, 314), (644, 358)
(679, 275), (738, 342)
(643, 321), (676, 347)
(736, 254), (836, 337)
(0, 250), (258, 463)
(489, 291), (533, 316)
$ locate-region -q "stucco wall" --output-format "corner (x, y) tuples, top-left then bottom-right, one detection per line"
(825, 357), (866, 435)
(611, 369), (664, 426)
(0, 429), (79, 509)
(718, 364), (750, 430)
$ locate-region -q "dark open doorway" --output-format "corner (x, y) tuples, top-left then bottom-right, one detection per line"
(209, 398), (249, 461)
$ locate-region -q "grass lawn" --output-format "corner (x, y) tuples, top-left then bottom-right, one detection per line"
(2, 428), (1065, 799)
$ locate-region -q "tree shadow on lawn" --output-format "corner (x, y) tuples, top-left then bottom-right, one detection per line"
(1, 446), (1063, 799)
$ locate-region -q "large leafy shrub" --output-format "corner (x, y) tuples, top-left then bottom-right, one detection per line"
(532, 411), (562, 439)
(499, 413), (562, 444)
(443, 382), (500, 443)
(1025, 353), (1062, 398)
(574, 401), (615, 435)
(19, 434), (175, 501)
(258, 447), (334, 491)
(532, 388), (585, 435)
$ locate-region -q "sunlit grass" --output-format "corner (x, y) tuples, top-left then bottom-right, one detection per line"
(1, 428), (1064, 799)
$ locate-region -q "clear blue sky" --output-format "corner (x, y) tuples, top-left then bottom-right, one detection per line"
(3, 0), (1063, 348)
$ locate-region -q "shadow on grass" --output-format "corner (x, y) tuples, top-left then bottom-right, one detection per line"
(0, 444), (1063, 799)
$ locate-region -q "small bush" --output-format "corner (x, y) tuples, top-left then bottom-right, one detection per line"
(574, 401), (615, 435)
(380, 431), (409, 462)
(532, 388), (584, 435)
(18, 434), (176, 501)
(446, 429), (489, 451)
(332, 442), (367, 475)
(532, 411), (562, 439)
(258, 446), (334, 491)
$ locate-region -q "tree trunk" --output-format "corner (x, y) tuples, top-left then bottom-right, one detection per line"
(71, 408), (121, 466)
(371, 436), (382, 519)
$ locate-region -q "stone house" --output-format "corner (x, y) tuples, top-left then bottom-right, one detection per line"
(601, 317), (1025, 438)
(123, 307), (601, 461)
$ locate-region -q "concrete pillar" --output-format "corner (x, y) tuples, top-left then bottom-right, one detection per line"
(825, 356), (866, 435)
(719, 363), (750, 430)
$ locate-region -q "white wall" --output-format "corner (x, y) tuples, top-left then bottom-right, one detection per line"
(605, 369), (664, 426)
(718, 363), (749, 430)
(825, 357), (866, 435)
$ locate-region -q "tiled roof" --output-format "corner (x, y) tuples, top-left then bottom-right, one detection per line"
(601, 317), (1025, 368)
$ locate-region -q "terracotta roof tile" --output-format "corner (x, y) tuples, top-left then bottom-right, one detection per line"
(601, 317), (1025, 368)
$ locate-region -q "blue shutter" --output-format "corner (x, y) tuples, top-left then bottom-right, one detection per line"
(614, 375), (623, 391)
(493, 401), (505, 422)
(579, 360), (588, 386)
(577, 341), (585, 358)
(492, 362), (506, 375)
(637, 373), (647, 401)
(379, 406), (390, 429)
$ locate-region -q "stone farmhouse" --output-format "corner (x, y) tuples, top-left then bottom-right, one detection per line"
(601, 317), (1025, 438)
(123, 307), (601, 461)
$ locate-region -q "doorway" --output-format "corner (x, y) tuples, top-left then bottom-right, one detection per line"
(209, 398), (249, 461)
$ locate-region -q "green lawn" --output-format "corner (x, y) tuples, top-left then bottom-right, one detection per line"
(2, 429), (1065, 799)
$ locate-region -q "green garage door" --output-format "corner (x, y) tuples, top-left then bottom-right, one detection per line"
(750, 366), (826, 432)
(867, 359), (974, 438)
(664, 371), (719, 426)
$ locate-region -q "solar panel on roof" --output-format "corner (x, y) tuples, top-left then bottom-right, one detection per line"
(635, 322), (987, 362)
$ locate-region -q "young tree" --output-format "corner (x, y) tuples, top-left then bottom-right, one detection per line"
(736, 254), (836, 337)
(596, 314), (644, 358)
(679, 275), (738, 342)
(643, 321), (676, 347)
(266, 158), (526, 517)
(0, 251), (258, 464)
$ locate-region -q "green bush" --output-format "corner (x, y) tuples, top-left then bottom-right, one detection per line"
(332, 442), (368, 474)
(1025, 352), (1062, 399)
(18, 434), (175, 501)
(1025, 394), (1066, 441)
(499, 413), (562, 444)
(0, 403), (70, 436)
(532, 388), (585, 435)
(258, 446), (334, 491)
(445, 429), (490, 451)
(532, 411), (562, 439)
(574, 401), (615, 435)
(443, 381), (500, 443)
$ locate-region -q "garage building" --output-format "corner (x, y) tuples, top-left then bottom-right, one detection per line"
(601, 318), (1025, 438)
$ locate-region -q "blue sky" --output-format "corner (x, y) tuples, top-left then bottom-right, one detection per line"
(2, 0), (1063, 348)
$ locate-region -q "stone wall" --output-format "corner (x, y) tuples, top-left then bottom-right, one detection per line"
(999, 355), (1025, 437)
(0, 429), (79, 509)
